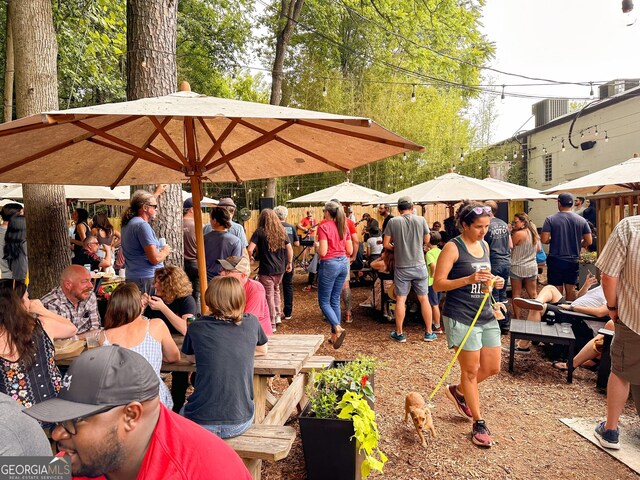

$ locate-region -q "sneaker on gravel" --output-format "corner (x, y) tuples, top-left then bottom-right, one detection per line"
(345, 313), (353, 324)
(433, 325), (444, 334)
(423, 332), (437, 342)
(302, 285), (313, 292)
(444, 384), (472, 419)
(275, 316), (282, 325)
(594, 421), (620, 450)
(512, 298), (544, 311)
(472, 420), (493, 447)
(284, 316), (292, 320)
(390, 331), (406, 343)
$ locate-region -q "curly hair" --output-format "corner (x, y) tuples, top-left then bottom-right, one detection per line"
(258, 209), (288, 252)
(0, 280), (36, 367)
(154, 265), (193, 302)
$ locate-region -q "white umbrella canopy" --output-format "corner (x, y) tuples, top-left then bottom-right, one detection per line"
(369, 173), (514, 205)
(0, 183), (130, 202)
(481, 177), (556, 201)
(542, 157), (640, 195)
(287, 180), (386, 204)
(181, 190), (218, 206)
(0, 88), (422, 312)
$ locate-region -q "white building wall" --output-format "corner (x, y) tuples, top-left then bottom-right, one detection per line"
(526, 95), (640, 227)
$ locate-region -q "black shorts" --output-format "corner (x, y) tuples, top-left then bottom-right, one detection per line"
(546, 256), (579, 286)
(428, 284), (440, 306)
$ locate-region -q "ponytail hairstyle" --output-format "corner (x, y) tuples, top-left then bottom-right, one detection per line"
(122, 190), (154, 227)
(455, 200), (491, 230)
(323, 201), (345, 238)
(514, 212), (539, 245)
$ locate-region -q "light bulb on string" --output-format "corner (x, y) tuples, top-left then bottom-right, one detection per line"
(322, 79), (327, 97)
(500, 85), (505, 103)
(513, 151), (518, 159)
(410, 84), (416, 103)
(595, 125), (599, 136)
(605, 131), (609, 142)
(543, 146), (547, 154)
(503, 154), (507, 161)
(459, 147), (464, 161)
(589, 82), (594, 99)
(561, 138), (565, 152)
(403, 152), (407, 161)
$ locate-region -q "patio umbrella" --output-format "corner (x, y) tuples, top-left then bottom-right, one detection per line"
(0, 88), (422, 311)
(287, 180), (386, 204)
(0, 183), (130, 203)
(369, 172), (513, 205)
(542, 157), (640, 195)
(480, 177), (556, 201)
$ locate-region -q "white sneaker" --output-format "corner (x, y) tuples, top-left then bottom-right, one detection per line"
(275, 316), (282, 325)
(512, 298), (544, 311)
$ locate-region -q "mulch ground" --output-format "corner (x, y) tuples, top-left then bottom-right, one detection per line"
(260, 271), (639, 479)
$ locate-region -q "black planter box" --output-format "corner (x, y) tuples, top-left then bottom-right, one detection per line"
(299, 402), (365, 480)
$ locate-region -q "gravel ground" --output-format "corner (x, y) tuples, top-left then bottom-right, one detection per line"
(260, 271), (639, 479)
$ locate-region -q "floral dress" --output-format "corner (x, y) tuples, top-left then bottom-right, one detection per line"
(0, 320), (62, 408)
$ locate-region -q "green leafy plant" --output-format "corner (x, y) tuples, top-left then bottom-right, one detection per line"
(306, 356), (386, 478)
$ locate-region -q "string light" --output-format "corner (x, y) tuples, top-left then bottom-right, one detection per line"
(542, 145), (547, 154)
(459, 147), (464, 161)
(322, 79), (327, 97)
(561, 138), (565, 152)
(503, 154), (507, 161)
(589, 82), (594, 99)
(595, 125), (598, 136)
(605, 131), (609, 142)
(513, 151), (518, 159)
(500, 85), (505, 103)
(410, 84), (416, 103)
(403, 152), (407, 161)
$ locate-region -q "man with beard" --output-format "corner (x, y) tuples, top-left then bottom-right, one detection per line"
(41, 265), (100, 334)
(23, 346), (250, 479)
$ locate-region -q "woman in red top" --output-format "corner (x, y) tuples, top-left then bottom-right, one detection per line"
(316, 201), (353, 349)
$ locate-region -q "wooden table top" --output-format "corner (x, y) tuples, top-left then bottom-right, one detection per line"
(57, 334), (324, 377)
(510, 319), (575, 340)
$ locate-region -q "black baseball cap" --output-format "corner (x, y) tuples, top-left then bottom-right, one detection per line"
(23, 346), (159, 423)
(558, 192), (574, 207)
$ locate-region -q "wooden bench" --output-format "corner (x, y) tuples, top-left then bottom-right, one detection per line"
(508, 319), (576, 383)
(301, 355), (335, 373)
(224, 424), (296, 479)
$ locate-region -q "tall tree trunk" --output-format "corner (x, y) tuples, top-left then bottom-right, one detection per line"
(13, 0), (69, 298)
(3, 0), (14, 122)
(267, 0), (304, 201)
(126, 0), (183, 266)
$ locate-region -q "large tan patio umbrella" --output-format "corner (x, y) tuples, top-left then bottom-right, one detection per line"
(480, 177), (556, 201)
(0, 183), (131, 203)
(0, 89), (423, 311)
(287, 180), (386, 204)
(542, 157), (640, 195)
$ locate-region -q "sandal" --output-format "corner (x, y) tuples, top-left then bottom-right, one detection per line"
(333, 329), (347, 349)
(553, 361), (568, 371)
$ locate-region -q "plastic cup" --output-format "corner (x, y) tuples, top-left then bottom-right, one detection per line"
(85, 329), (101, 349)
(83, 264), (91, 272)
(119, 268), (126, 278)
(158, 237), (166, 247)
(560, 323), (572, 334)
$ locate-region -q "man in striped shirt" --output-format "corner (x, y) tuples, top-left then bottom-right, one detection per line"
(593, 215), (640, 450)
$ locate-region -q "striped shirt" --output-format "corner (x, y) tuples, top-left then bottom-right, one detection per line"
(40, 287), (101, 334)
(510, 230), (537, 279)
(595, 215), (640, 334)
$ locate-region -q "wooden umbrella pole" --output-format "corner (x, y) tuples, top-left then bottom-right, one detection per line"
(190, 175), (208, 314)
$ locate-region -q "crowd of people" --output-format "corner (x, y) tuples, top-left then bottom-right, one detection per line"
(0, 184), (637, 472)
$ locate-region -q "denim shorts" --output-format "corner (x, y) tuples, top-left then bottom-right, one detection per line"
(394, 264), (429, 296)
(443, 316), (501, 351)
(179, 406), (253, 439)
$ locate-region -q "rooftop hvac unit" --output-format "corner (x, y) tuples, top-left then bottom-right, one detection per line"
(531, 99), (569, 128)
(599, 79), (640, 100)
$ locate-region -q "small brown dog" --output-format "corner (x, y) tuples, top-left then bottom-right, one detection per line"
(404, 392), (436, 447)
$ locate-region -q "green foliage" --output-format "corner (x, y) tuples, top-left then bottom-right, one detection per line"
(337, 391), (388, 479)
(306, 356), (384, 479)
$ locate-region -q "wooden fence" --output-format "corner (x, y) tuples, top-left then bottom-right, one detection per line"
(595, 193), (639, 250)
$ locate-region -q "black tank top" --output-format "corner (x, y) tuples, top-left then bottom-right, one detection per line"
(442, 236), (494, 326)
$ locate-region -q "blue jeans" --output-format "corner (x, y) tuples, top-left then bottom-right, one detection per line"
(317, 256), (349, 333)
(179, 406), (253, 439)
(491, 263), (510, 303)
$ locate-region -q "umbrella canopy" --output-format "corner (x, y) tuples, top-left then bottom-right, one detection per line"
(542, 157), (640, 195)
(181, 190), (218, 206)
(0, 89), (422, 311)
(0, 183), (130, 202)
(287, 181), (386, 204)
(480, 177), (556, 201)
(369, 173), (513, 205)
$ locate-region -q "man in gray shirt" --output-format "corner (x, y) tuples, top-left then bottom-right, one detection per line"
(383, 196), (435, 343)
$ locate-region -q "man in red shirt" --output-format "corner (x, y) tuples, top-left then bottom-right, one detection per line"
(24, 346), (250, 480)
(218, 255), (273, 335)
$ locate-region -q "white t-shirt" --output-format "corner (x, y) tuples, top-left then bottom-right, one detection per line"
(571, 285), (606, 308)
(366, 236), (383, 256)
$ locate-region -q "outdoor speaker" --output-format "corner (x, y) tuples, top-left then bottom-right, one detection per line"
(580, 140), (597, 151)
(259, 197), (275, 211)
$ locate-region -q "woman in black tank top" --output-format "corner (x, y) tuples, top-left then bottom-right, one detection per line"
(432, 202), (506, 449)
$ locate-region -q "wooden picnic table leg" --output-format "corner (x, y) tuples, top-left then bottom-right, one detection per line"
(243, 459), (262, 480)
(567, 341), (575, 384)
(253, 374), (267, 423)
(508, 334), (516, 373)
